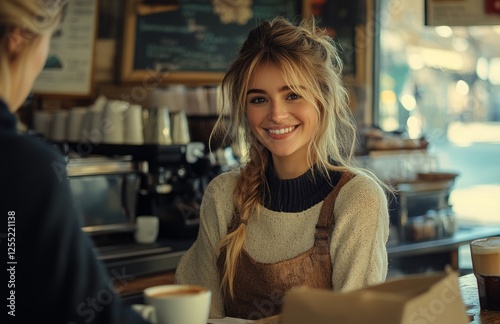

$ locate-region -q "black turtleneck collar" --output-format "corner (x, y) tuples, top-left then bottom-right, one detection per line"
(0, 99), (17, 134)
(263, 162), (341, 212)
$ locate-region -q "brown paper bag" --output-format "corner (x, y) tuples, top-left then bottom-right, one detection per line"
(280, 271), (469, 324)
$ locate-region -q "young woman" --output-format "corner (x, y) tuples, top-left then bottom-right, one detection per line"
(175, 16), (391, 320)
(0, 2), (147, 322)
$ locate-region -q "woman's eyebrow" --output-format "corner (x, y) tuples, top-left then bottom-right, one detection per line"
(246, 85), (295, 95)
(246, 88), (266, 95)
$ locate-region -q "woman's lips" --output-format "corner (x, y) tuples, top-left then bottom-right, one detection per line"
(266, 125), (297, 135)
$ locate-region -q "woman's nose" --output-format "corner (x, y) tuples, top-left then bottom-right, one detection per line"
(268, 101), (287, 122)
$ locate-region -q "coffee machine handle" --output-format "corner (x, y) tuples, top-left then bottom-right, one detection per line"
(121, 173), (140, 223)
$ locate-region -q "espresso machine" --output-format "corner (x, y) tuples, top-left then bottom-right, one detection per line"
(135, 142), (216, 239)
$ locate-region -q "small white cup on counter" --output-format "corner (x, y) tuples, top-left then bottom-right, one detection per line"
(134, 215), (159, 244)
(132, 284), (211, 324)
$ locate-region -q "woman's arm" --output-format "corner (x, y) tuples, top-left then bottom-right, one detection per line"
(175, 171), (237, 318)
(329, 173), (390, 292)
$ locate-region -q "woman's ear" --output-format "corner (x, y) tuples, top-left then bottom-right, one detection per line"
(6, 27), (27, 60)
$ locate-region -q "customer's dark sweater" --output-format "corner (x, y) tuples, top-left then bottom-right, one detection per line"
(0, 100), (148, 323)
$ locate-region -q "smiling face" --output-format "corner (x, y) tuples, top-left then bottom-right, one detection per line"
(246, 62), (319, 178)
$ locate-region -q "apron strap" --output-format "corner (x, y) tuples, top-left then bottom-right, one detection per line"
(314, 171), (355, 245)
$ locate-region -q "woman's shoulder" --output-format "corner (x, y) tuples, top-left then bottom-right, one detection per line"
(341, 170), (388, 200)
(2, 132), (66, 176)
(206, 168), (240, 191)
(201, 168), (240, 202)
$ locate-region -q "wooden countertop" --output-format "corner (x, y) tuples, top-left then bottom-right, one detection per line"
(245, 273), (500, 324)
(459, 274), (500, 324)
(120, 272), (496, 323)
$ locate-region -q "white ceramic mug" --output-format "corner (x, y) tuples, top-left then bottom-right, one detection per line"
(134, 216), (159, 244)
(134, 285), (211, 324)
(124, 104), (144, 145)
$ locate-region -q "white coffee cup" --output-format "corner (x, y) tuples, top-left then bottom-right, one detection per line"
(135, 285), (211, 324)
(134, 216), (159, 244)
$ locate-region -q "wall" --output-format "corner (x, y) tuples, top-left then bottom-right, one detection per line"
(26, 0), (375, 132)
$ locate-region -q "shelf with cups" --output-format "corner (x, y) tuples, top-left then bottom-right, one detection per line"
(33, 93), (197, 146)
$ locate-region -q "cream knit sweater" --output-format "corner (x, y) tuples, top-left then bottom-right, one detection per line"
(175, 169), (390, 318)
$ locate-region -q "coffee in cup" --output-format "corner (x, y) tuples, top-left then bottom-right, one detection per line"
(470, 236), (500, 312)
(142, 284), (211, 324)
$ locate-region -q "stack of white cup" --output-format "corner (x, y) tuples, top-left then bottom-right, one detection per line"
(66, 107), (88, 142)
(81, 95), (107, 143)
(32, 96), (152, 146)
(50, 110), (69, 142)
(102, 100), (129, 144)
(33, 110), (53, 138)
(124, 104), (144, 145)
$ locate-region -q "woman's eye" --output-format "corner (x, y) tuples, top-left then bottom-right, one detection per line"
(287, 93), (301, 100)
(249, 97), (266, 104)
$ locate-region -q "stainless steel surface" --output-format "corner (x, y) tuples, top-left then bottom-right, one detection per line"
(67, 156), (140, 235)
(67, 156), (136, 176)
(82, 223), (136, 235)
(96, 242), (173, 261)
(143, 107), (172, 145)
(391, 179), (455, 242)
(396, 179), (455, 193)
(97, 239), (194, 277)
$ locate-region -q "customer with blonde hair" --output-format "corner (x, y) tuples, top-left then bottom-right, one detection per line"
(175, 16), (391, 320)
(0, 1), (147, 322)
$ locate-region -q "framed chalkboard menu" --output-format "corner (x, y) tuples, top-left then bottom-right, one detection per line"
(121, 0), (303, 84)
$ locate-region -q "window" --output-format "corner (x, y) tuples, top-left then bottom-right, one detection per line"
(373, 0), (500, 226)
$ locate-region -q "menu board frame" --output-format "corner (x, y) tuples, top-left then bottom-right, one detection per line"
(32, 0), (98, 97)
(120, 0), (305, 85)
(425, 0), (500, 26)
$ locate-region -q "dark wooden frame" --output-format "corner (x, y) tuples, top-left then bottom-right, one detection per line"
(120, 0), (306, 85)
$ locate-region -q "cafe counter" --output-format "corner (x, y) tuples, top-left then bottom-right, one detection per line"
(460, 274), (500, 324)
(387, 224), (500, 276)
(98, 224), (500, 305)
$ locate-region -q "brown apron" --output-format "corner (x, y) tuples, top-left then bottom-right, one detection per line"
(217, 172), (354, 320)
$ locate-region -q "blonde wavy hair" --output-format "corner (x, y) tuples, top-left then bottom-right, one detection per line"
(213, 16), (388, 299)
(0, 0), (66, 100)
